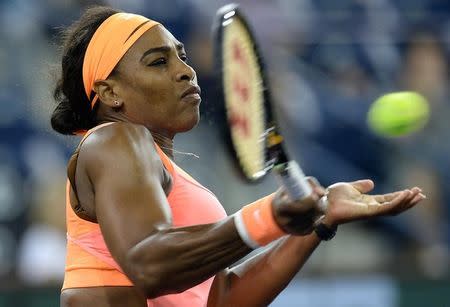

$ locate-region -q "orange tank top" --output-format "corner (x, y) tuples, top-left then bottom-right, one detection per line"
(62, 124), (227, 307)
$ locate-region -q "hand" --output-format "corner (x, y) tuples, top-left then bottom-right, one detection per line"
(272, 177), (327, 235)
(321, 179), (426, 227)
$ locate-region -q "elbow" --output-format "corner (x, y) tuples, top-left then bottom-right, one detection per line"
(138, 276), (167, 299)
(132, 271), (190, 299)
(124, 252), (166, 298)
(125, 247), (187, 299)
(132, 272), (162, 299)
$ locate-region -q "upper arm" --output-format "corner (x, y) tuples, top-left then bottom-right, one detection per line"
(80, 123), (172, 270)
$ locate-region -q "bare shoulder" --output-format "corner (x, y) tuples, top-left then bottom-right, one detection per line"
(81, 122), (155, 156)
(78, 122), (161, 177)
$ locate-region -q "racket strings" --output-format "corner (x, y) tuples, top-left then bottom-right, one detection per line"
(222, 17), (266, 179)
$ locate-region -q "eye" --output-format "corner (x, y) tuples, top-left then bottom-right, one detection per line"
(148, 57), (167, 66)
(180, 54), (188, 63)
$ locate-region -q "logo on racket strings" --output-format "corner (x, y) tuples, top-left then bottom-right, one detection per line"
(228, 39), (253, 138)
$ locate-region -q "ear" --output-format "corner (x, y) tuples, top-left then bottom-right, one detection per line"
(93, 80), (123, 108)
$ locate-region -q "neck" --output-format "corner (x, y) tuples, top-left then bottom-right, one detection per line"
(96, 111), (176, 159)
(152, 131), (174, 159)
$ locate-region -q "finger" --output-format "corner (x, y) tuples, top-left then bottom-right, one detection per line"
(396, 190), (418, 212)
(385, 190), (425, 215)
(409, 187), (422, 198)
(377, 188), (415, 206)
(410, 187), (423, 193)
(388, 192), (422, 215)
(317, 196), (328, 213)
(398, 192), (426, 214)
(409, 193), (426, 205)
(398, 187), (420, 204)
(375, 189), (427, 216)
(306, 176), (320, 187)
(373, 191), (403, 203)
(349, 179), (374, 194)
(307, 177), (326, 196)
(374, 190), (410, 215)
(403, 189), (418, 203)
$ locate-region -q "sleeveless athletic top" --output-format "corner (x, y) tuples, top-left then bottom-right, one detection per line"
(62, 123), (227, 307)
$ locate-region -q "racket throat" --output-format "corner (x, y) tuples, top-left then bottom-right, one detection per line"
(273, 161), (312, 201)
(266, 128), (289, 166)
(265, 130), (312, 200)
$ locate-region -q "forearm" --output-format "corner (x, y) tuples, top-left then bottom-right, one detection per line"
(125, 217), (252, 297)
(212, 233), (321, 306)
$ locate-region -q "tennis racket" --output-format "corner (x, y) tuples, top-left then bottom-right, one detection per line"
(213, 4), (315, 202)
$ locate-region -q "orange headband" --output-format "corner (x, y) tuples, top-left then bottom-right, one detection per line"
(82, 12), (160, 109)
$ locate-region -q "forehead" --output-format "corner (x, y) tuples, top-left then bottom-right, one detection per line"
(118, 25), (182, 65)
(138, 25), (179, 48)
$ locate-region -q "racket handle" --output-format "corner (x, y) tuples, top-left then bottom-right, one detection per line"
(273, 160), (312, 201)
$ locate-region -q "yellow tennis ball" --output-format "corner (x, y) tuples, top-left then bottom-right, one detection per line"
(367, 91), (430, 137)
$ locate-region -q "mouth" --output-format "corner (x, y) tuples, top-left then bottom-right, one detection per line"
(181, 85), (201, 103)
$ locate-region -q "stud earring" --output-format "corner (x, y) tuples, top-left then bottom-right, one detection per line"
(114, 100), (120, 106)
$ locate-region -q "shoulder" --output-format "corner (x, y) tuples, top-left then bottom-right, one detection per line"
(84, 122), (154, 148)
(79, 122), (162, 178)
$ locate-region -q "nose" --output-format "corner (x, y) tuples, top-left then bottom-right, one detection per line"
(175, 61), (196, 82)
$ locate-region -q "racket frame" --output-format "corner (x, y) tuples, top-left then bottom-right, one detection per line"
(213, 3), (284, 182)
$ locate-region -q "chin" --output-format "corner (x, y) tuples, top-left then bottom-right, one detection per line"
(178, 113), (200, 133)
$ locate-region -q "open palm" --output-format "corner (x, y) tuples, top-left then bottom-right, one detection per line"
(323, 180), (425, 226)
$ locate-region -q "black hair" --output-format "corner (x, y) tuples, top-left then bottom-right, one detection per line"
(51, 6), (121, 135)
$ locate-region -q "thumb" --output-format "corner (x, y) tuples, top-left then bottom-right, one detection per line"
(349, 179), (374, 193)
(307, 176), (326, 197)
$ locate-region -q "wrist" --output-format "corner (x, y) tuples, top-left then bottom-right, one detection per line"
(234, 194), (286, 249)
(313, 215), (338, 241)
(320, 215), (338, 229)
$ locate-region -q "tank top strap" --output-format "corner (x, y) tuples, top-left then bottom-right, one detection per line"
(79, 122), (115, 145)
(153, 143), (175, 176)
(68, 122), (116, 203)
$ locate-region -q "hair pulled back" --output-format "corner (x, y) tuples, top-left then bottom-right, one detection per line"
(51, 6), (120, 135)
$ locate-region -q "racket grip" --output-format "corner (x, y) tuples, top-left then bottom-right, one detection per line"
(273, 160), (312, 201)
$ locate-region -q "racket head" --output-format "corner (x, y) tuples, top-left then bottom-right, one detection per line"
(213, 4), (275, 182)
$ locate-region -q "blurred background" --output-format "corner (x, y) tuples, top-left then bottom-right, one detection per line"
(0, 0), (449, 306)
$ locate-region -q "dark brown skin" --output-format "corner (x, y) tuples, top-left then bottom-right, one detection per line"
(61, 25), (425, 306)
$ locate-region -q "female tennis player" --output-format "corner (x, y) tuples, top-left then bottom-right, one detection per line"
(52, 6), (425, 307)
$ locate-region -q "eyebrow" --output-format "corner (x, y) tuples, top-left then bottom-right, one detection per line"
(140, 43), (185, 61)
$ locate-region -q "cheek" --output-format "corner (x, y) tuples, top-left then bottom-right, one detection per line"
(122, 70), (184, 121)
(139, 76), (175, 106)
